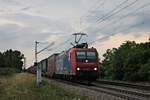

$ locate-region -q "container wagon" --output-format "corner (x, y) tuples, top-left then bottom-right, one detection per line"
(40, 58), (48, 75)
(46, 54), (58, 77)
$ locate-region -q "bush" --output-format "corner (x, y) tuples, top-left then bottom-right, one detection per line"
(101, 41), (150, 81)
(138, 61), (150, 81)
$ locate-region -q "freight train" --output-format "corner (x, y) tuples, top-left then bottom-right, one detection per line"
(27, 43), (100, 82)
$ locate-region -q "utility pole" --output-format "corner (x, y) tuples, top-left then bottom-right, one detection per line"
(35, 41), (54, 86)
(35, 41), (42, 86)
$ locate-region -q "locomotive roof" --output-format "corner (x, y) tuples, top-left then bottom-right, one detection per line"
(72, 47), (97, 51)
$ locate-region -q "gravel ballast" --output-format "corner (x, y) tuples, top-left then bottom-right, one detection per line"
(49, 80), (125, 100)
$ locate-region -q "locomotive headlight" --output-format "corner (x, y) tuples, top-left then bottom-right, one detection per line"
(77, 67), (80, 71)
(94, 68), (97, 71)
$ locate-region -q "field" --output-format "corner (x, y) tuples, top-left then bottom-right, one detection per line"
(0, 73), (88, 100)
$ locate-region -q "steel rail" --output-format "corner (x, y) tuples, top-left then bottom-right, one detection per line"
(52, 79), (150, 100)
(96, 80), (150, 91)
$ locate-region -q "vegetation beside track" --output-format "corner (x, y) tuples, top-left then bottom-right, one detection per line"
(101, 40), (150, 81)
(0, 73), (88, 100)
(0, 67), (20, 76)
(0, 49), (24, 76)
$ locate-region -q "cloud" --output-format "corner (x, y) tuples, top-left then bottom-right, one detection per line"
(0, 0), (149, 66)
(0, 10), (76, 65)
(83, 0), (150, 34)
(93, 32), (150, 60)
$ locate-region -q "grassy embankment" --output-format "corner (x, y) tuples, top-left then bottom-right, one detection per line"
(0, 73), (88, 100)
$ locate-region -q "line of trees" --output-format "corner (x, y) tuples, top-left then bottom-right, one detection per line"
(101, 40), (150, 81)
(0, 49), (24, 75)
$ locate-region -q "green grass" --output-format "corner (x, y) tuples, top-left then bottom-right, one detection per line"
(0, 73), (88, 100)
(0, 67), (20, 76)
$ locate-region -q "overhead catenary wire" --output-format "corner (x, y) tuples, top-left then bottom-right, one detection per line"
(112, 2), (150, 34)
(78, 0), (147, 46)
(96, 1), (150, 34)
(80, 0), (105, 20)
(100, 1), (150, 35)
(80, 0), (129, 32)
(88, 1), (150, 46)
(81, 0), (139, 32)
(116, 3), (150, 32)
(97, 0), (139, 24)
(95, 0), (129, 22)
(79, 0), (106, 32)
(37, 42), (55, 54)
(46, 35), (73, 52)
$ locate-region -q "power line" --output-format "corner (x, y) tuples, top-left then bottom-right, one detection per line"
(104, 1), (150, 35)
(46, 35), (72, 52)
(80, 0), (104, 19)
(37, 42), (55, 54)
(79, 0), (106, 32)
(88, 1), (150, 46)
(97, 1), (150, 34)
(96, 0), (129, 22)
(97, 0), (139, 24)
(81, 0), (130, 32)
(82, 0), (139, 32)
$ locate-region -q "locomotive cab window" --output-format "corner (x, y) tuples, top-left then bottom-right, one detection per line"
(87, 52), (96, 59)
(76, 52), (86, 59)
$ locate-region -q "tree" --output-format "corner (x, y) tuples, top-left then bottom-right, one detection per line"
(0, 49), (24, 71)
(0, 52), (4, 67)
(101, 40), (150, 81)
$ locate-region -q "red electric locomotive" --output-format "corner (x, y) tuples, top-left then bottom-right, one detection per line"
(71, 47), (99, 81)
(52, 43), (100, 82)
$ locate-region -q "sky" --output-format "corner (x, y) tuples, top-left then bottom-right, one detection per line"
(0, 0), (150, 67)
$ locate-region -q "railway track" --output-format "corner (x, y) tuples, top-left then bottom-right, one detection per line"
(54, 79), (150, 100)
(96, 80), (150, 91)
(93, 80), (150, 100)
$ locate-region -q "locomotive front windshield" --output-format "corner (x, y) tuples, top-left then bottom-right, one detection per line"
(76, 52), (86, 59)
(87, 52), (96, 59)
(76, 51), (97, 60)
